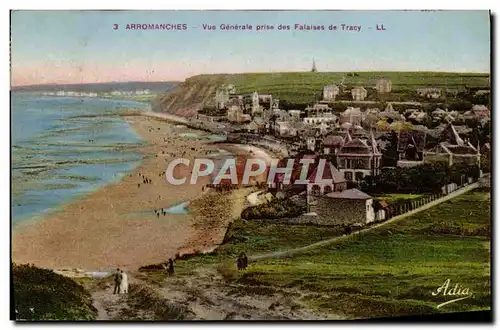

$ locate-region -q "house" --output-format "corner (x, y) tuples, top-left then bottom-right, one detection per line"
(274, 121), (298, 137)
(323, 84), (340, 101)
(375, 79), (392, 93)
(308, 188), (375, 226)
(432, 108), (448, 119)
(227, 105), (245, 123)
(215, 88), (230, 109)
(445, 87), (466, 96)
(269, 156), (345, 196)
(407, 110), (428, 122)
(250, 91), (262, 115)
(474, 89), (490, 97)
(337, 132), (382, 182)
(289, 109), (302, 120)
(351, 86), (367, 101)
(472, 104), (490, 118)
(416, 87), (442, 99)
(303, 113), (337, 125)
(244, 121), (260, 133)
(424, 123), (480, 167)
(306, 161), (347, 196)
(379, 104), (405, 121)
(306, 136), (318, 152)
(397, 130), (426, 167)
(340, 107), (364, 125)
(322, 135), (345, 155)
(306, 103), (332, 116)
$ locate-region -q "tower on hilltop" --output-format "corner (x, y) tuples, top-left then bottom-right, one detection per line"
(311, 58), (317, 72)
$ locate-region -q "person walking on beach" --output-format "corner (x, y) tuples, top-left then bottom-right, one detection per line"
(113, 268), (122, 294)
(120, 270), (129, 294)
(167, 258), (175, 276)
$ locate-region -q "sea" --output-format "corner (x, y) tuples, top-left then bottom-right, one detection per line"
(11, 93), (151, 227)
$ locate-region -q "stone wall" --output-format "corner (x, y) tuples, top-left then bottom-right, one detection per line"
(299, 197), (368, 226)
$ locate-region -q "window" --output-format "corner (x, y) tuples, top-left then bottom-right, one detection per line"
(355, 172), (364, 181)
(345, 172), (353, 181)
(324, 185), (332, 194)
(311, 185), (321, 195)
(354, 159), (365, 169)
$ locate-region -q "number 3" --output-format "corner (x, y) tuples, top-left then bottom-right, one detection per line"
(113, 24), (118, 30)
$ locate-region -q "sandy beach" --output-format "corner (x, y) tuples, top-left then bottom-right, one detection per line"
(12, 114), (269, 271)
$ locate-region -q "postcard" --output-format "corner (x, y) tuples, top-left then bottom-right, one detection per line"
(10, 10), (491, 321)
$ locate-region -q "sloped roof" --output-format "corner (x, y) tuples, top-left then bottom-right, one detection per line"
(323, 135), (345, 147)
(340, 122), (353, 129)
(325, 188), (372, 200)
(307, 161), (345, 184)
(444, 143), (478, 155)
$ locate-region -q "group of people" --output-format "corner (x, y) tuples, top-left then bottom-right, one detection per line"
(343, 224), (353, 236)
(113, 268), (129, 294)
(137, 173), (153, 188)
(236, 252), (248, 271)
(154, 208), (167, 217)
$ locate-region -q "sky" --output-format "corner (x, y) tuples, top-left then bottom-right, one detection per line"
(10, 10), (491, 86)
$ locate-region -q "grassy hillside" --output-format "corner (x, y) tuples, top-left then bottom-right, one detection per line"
(174, 189), (491, 319)
(12, 264), (98, 320)
(154, 71), (490, 116)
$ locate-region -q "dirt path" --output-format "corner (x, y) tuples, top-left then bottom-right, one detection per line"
(88, 264), (343, 320)
(129, 266), (342, 320)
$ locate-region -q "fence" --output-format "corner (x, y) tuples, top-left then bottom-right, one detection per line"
(376, 176), (477, 222)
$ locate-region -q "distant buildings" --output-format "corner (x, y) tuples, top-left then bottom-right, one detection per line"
(215, 88), (230, 109)
(375, 79), (392, 93)
(303, 113), (337, 125)
(416, 87), (442, 99)
(351, 86), (367, 101)
(323, 84), (340, 101)
(340, 107), (364, 125)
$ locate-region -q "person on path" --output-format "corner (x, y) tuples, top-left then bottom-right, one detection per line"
(113, 268), (122, 294)
(120, 270), (129, 294)
(167, 258), (175, 276)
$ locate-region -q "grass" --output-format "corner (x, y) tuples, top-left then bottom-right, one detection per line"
(234, 189), (491, 319)
(202, 71), (489, 103)
(12, 264), (98, 320)
(127, 284), (193, 320)
(174, 220), (344, 273)
(373, 193), (425, 201)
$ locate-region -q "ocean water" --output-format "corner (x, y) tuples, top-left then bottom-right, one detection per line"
(11, 93), (151, 226)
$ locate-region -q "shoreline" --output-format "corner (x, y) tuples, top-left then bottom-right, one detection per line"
(12, 113), (271, 272)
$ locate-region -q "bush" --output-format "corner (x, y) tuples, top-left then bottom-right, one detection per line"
(12, 263), (98, 320)
(216, 262), (239, 282)
(241, 198), (305, 220)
